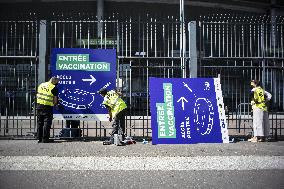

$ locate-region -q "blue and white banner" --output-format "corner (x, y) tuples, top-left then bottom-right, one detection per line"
(149, 77), (229, 144)
(51, 48), (116, 121)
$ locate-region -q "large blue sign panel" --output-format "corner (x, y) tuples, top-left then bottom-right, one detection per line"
(149, 77), (229, 144)
(51, 48), (116, 121)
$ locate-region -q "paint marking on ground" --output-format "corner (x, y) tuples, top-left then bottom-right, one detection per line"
(0, 156), (283, 171)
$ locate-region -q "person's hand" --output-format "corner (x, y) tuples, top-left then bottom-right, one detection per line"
(54, 103), (64, 111)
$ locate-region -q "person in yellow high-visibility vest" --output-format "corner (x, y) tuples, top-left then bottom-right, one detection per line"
(249, 80), (272, 142)
(98, 87), (127, 143)
(36, 77), (60, 143)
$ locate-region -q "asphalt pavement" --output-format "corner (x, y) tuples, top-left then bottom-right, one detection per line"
(0, 140), (284, 189)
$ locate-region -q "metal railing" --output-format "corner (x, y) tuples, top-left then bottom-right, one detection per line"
(0, 14), (284, 139)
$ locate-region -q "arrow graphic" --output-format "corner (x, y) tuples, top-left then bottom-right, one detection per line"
(82, 75), (96, 85)
(177, 97), (188, 110)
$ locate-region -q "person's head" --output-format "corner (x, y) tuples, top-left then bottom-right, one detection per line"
(250, 80), (260, 88)
(49, 77), (60, 85)
(98, 88), (108, 97)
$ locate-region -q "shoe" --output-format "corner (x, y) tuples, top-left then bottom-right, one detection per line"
(258, 138), (267, 142)
(248, 137), (256, 142)
(38, 140), (43, 143)
(249, 137), (258, 143)
(103, 140), (112, 145)
(42, 139), (54, 143)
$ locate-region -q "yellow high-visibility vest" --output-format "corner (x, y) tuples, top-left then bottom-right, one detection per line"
(102, 90), (127, 117)
(253, 86), (267, 111)
(36, 81), (56, 106)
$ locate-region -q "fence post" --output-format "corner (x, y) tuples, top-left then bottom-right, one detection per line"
(97, 0), (104, 38)
(39, 20), (47, 84)
(188, 21), (197, 78)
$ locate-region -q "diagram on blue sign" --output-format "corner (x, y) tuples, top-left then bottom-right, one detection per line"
(178, 81), (214, 136)
(59, 88), (96, 110)
(58, 82), (112, 110)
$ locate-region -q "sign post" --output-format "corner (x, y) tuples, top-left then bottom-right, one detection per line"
(149, 77), (229, 144)
(51, 48), (116, 121)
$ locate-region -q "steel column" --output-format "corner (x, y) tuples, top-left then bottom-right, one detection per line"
(39, 20), (47, 84)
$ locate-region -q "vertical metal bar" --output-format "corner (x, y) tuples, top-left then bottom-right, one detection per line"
(62, 21), (65, 48)
(214, 22), (217, 58)
(104, 21), (107, 49)
(242, 24), (244, 57)
(5, 22), (8, 57)
(234, 24), (237, 58)
(230, 23), (233, 57)
(87, 23), (90, 49)
(167, 17), (170, 59)
(258, 24), (261, 58)
(97, 0), (104, 38)
(38, 20), (47, 85)
(202, 20), (205, 57)
(277, 24), (280, 58)
(126, 20), (128, 57)
(146, 18), (149, 122)
(54, 22), (57, 48)
(189, 21), (197, 78)
(175, 18), (178, 53)
(281, 23), (283, 58)
(210, 22), (213, 57)
(218, 21), (221, 57)
(249, 23), (252, 57)
(121, 22), (124, 57)
(155, 18), (157, 57)
(80, 22), (83, 48)
(31, 22), (34, 57)
(222, 22), (224, 57)
(265, 23), (268, 58)
(130, 18), (132, 57)
(261, 24), (265, 89)
(226, 21), (228, 57)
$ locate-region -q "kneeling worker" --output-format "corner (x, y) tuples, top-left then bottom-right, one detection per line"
(98, 88), (127, 144)
(36, 77), (60, 143)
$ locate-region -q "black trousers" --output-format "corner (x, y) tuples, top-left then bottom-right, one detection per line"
(37, 108), (53, 142)
(111, 109), (126, 140)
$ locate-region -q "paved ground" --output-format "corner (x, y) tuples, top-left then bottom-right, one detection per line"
(1, 139), (284, 157)
(0, 140), (284, 189)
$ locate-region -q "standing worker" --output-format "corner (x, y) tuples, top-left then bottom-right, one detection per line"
(36, 77), (60, 143)
(98, 88), (127, 144)
(249, 80), (272, 142)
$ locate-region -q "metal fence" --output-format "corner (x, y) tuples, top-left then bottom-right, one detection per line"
(0, 14), (283, 139)
(0, 20), (38, 138)
(198, 15), (284, 111)
(198, 15), (284, 138)
(0, 16), (188, 139)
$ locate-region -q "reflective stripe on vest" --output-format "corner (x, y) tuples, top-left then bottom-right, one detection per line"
(103, 90), (127, 117)
(254, 87), (267, 111)
(37, 82), (55, 106)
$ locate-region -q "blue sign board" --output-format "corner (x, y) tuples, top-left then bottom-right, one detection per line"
(149, 77), (229, 144)
(51, 48), (116, 121)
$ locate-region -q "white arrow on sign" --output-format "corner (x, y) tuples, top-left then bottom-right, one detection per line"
(177, 97), (188, 111)
(82, 75), (96, 85)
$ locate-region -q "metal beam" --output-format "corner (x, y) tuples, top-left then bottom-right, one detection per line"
(97, 0), (104, 38)
(39, 20), (47, 85)
(188, 21), (197, 78)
